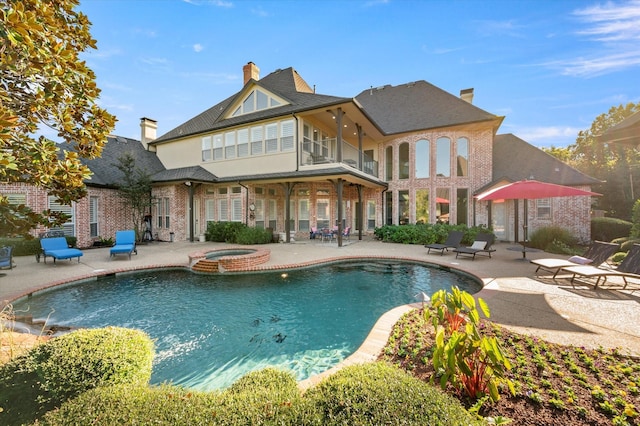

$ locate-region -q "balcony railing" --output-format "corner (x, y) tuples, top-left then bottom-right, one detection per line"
(300, 138), (378, 178)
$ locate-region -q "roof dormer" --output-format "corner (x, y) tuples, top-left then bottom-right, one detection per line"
(228, 87), (288, 118)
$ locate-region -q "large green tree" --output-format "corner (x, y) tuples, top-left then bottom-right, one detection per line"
(0, 0), (116, 236)
(544, 102), (640, 219)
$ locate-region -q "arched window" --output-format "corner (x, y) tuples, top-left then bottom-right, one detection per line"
(385, 145), (393, 181)
(457, 137), (469, 177)
(415, 139), (429, 178)
(399, 142), (409, 180)
(436, 137), (451, 177)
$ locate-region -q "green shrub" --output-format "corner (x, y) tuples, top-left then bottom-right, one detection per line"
(591, 217), (632, 242)
(234, 226), (273, 244)
(612, 251), (627, 264)
(620, 238), (640, 253)
(304, 362), (480, 425)
(631, 199), (640, 238)
(529, 226), (576, 251)
(373, 223), (491, 246)
(0, 327), (154, 425)
(0, 237), (41, 256)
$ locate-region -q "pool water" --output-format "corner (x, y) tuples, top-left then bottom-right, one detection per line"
(205, 249), (255, 260)
(13, 261), (480, 390)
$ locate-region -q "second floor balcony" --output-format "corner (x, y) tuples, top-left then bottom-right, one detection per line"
(300, 138), (378, 178)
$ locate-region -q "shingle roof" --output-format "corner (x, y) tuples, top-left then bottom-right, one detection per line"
(82, 136), (166, 187)
(153, 67), (350, 143)
(491, 133), (601, 187)
(151, 166), (217, 183)
(598, 110), (640, 145)
(354, 81), (499, 135)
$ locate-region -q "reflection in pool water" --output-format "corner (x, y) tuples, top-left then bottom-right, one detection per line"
(13, 260), (480, 390)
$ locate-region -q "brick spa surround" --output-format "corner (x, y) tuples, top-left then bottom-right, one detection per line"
(189, 247), (271, 273)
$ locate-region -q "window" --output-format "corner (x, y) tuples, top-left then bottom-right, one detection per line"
(399, 142), (409, 180)
(48, 196), (75, 236)
(268, 199), (277, 229)
(224, 131), (236, 159)
(298, 199), (309, 231)
(5, 193), (26, 205)
(231, 89), (283, 117)
(398, 190), (409, 225)
(218, 199), (228, 221)
(385, 192), (393, 225)
(89, 196), (98, 237)
(205, 199), (215, 225)
(385, 146), (393, 181)
(218, 187), (228, 195)
(536, 199), (551, 219)
(280, 120), (294, 151)
(436, 188), (450, 223)
(265, 124), (278, 153)
(231, 186), (242, 194)
(317, 200), (330, 229)
(201, 136), (212, 162)
(289, 200), (296, 231)
(231, 198), (242, 222)
(416, 189), (429, 224)
(213, 135), (223, 160)
(254, 199), (265, 229)
(250, 126), (263, 155)
(457, 137), (469, 177)
(164, 198), (170, 228)
(237, 129), (249, 157)
(157, 199), (163, 228)
(436, 137), (451, 177)
(367, 200), (376, 230)
(456, 188), (468, 224)
(415, 139), (429, 178)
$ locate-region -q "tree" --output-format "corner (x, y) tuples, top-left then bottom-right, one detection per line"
(114, 153), (154, 241)
(0, 0), (116, 236)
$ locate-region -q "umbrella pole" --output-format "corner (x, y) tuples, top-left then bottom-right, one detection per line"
(524, 199), (528, 242)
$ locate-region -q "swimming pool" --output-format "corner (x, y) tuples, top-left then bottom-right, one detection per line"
(12, 260), (480, 390)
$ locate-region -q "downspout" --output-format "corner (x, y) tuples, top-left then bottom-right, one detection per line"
(381, 187), (388, 226)
(238, 181), (249, 225)
(293, 113), (299, 171)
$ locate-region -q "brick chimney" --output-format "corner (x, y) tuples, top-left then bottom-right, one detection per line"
(460, 88), (474, 104)
(243, 62), (260, 85)
(140, 117), (157, 150)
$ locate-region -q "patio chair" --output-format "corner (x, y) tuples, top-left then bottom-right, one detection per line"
(0, 246), (14, 270)
(425, 230), (464, 255)
(321, 228), (335, 243)
(561, 243), (640, 289)
(453, 233), (496, 260)
(39, 237), (83, 264)
(342, 226), (351, 241)
(310, 227), (322, 239)
(110, 230), (138, 260)
(530, 240), (619, 278)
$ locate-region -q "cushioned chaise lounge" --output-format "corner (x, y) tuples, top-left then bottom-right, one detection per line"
(425, 230), (464, 255)
(110, 230), (138, 259)
(561, 243), (640, 289)
(530, 240), (619, 278)
(0, 246), (14, 270)
(454, 233), (496, 260)
(39, 237), (83, 264)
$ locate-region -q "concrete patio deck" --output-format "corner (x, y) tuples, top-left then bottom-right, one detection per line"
(2, 237), (639, 387)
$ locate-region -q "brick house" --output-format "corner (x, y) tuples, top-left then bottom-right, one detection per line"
(1, 62), (599, 247)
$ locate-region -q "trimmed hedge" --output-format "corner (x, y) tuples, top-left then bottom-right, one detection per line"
(35, 364), (477, 425)
(591, 217), (632, 242)
(373, 223), (492, 246)
(528, 226), (577, 253)
(0, 236), (78, 256)
(205, 221), (272, 244)
(0, 327), (154, 425)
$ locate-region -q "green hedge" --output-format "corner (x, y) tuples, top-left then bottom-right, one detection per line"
(35, 363), (476, 425)
(528, 226), (577, 253)
(373, 223), (492, 246)
(0, 236), (78, 257)
(0, 327), (154, 425)
(591, 217), (632, 242)
(205, 222), (272, 244)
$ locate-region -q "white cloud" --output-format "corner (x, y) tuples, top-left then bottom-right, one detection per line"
(193, 43), (204, 53)
(574, 0), (640, 41)
(515, 126), (581, 146)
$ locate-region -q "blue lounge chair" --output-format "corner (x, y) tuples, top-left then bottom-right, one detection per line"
(39, 237), (83, 264)
(110, 230), (138, 260)
(0, 246), (14, 270)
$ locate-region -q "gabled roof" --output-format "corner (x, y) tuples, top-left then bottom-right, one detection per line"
(82, 136), (166, 187)
(491, 133), (601, 188)
(153, 67), (350, 143)
(354, 81), (500, 135)
(598, 110), (640, 145)
(152, 166), (217, 184)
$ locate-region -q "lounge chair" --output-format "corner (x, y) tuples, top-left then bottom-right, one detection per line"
(425, 230), (464, 255)
(530, 241), (619, 278)
(561, 244), (640, 289)
(454, 233), (496, 260)
(110, 230), (138, 259)
(0, 246), (14, 270)
(39, 237), (83, 264)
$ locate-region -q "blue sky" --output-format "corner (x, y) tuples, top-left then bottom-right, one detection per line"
(76, 0), (640, 148)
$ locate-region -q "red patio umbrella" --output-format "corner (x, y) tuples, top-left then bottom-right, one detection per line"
(435, 197), (450, 203)
(475, 180), (601, 241)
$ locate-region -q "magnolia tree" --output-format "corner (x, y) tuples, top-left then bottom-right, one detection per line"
(0, 0), (116, 236)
